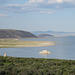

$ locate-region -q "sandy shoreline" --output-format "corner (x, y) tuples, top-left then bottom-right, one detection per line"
(0, 39), (56, 48)
(0, 41), (55, 48)
(0, 42), (55, 48)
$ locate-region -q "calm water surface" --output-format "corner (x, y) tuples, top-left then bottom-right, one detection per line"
(0, 37), (75, 60)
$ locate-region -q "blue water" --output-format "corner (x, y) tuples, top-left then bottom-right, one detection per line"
(0, 37), (75, 60)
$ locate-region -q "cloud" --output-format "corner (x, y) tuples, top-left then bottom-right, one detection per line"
(40, 11), (56, 14)
(0, 14), (9, 17)
(27, 0), (75, 4)
(0, 0), (75, 13)
(28, 0), (63, 4)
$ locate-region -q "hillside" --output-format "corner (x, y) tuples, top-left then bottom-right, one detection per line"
(32, 30), (75, 37)
(38, 34), (54, 37)
(0, 29), (37, 38)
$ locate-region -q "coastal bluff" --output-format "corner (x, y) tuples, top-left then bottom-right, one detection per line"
(0, 29), (37, 38)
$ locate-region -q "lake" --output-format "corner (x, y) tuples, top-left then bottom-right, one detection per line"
(0, 37), (75, 60)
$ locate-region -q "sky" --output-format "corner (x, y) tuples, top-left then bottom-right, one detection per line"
(0, 0), (75, 32)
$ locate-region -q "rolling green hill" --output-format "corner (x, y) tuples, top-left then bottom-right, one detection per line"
(0, 29), (37, 38)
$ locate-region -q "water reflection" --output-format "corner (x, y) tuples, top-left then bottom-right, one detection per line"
(39, 53), (50, 58)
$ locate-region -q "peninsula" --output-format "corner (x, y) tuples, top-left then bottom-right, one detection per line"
(0, 39), (55, 48)
(0, 29), (55, 48)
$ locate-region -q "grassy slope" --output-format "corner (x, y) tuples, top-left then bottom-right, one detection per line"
(0, 29), (36, 38)
(0, 39), (55, 48)
(0, 56), (75, 75)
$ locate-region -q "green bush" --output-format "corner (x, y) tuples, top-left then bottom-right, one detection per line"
(0, 56), (75, 75)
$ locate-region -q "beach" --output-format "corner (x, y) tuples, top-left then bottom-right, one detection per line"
(0, 39), (55, 48)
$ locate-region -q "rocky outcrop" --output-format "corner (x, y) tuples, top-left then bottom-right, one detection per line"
(38, 34), (54, 37)
(39, 50), (51, 54)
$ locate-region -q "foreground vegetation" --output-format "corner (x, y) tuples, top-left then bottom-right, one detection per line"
(0, 56), (75, 75)
(0, 39), (55, 48)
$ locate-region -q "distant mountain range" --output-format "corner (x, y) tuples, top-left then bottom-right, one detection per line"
(32, 31), (75, 37)
(1, 29), (75, 38)
(0, 29), (37, 38)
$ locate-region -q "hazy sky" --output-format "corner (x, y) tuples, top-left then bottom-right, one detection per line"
(0, 0), (75, 32)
